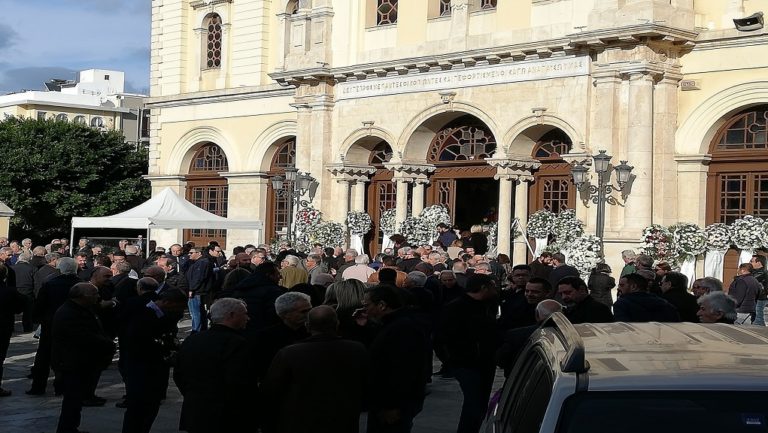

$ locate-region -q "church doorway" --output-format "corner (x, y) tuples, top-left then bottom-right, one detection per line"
(454, 177), (499, 230)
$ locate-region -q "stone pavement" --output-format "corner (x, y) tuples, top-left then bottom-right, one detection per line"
(0, 318), (506, 433)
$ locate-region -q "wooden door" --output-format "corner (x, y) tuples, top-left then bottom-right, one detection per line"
(367, 169), (396, 256)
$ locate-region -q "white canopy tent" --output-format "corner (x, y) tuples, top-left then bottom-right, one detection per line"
(71, 187), (263, 253)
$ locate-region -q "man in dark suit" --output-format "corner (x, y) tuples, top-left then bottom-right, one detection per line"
(263, 305), (368, 433)
(52, 283), (116, 433)
(558, 276), (614, 324)
(120, 288), (187, 433)
(548, 253), (579, 289)
(28, 257), (82, 395)
(174, 298), (257, 433)
(0, 263), (23, 396)
(496, 300), (562, 377)
(12, 252), (37, 332)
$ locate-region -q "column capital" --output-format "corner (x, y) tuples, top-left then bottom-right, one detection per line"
(489, 157), (539, 181)
(385, 161), (436, 178)
(326, 163), (376, 182)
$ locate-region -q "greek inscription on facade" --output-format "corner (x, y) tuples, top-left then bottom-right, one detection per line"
(337, 57), (589, 100)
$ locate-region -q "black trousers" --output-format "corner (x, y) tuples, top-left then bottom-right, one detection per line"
(122, 363), (167, 433)
(453, 367), (495, 433)
(20, 294), (35, 332)
(0, 323), (12, 388)
(30, 323), (59, 392)
(57, 369), (98, 433)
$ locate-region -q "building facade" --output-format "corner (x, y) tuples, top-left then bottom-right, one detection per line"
(147, 0), (768, 272)
(0, 69), (149, 146)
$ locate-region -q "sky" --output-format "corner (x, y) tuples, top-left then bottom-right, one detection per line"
(0, 0), (151, 95)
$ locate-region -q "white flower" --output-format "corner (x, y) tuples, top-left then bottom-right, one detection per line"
(669, 222), (707, 259)
(398, 216), (433, 246)
(551, 209), (584, 245)
(380, 208), (397, 235)
(312, 221), (346, 247)
(639, 224), (677, 266)
(527, 209), (555, 239)
(346, 211), (373, 236)
(567, 234), (602, 276)
(705, 223), (732, 251)
(731, 215), (765, 250)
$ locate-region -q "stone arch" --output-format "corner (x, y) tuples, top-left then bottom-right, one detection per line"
(397, 102), (500, 161)
(677, 81), (768, 155)
(168, 126), (238, 174)
(338, 126), (398, 165)
(503, 114), (583, 157)
(248, 120), (298, 171)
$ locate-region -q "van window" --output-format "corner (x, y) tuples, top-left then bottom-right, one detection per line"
(500, 347), (554, 432)
(557, 391), (768, 433)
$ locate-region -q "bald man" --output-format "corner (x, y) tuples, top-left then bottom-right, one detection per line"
(496, 299), (563, 377)
(263, 306), (368, 433)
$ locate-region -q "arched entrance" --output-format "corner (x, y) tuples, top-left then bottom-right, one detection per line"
(706, 105), (768, 277)
(265, 137), (296, 242)
(528, 129), (576, 214)
(366, 141), (396, 252)
(425, 114), (498, 230)
(185, 143), (229, 248)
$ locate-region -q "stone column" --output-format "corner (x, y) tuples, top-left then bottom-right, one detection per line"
(495, 172), (515, 258)
(351, 179), (366, 212)
(394, 177), (410, 225)
(513, 176), (532, 265)
(222, 172), (270, 249)
(653, 73), (682, 225)
(335, 177), (352, 223)
(411, 178), (427, 216)
(623, 72), (654, 233)
(675, 155), (711, 228)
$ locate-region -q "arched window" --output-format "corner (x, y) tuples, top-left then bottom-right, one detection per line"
(707, 105), (768, 224)
(377, 0), (398, 25)
(530, 128), (574, 214)
(286, 0), (299, 14)
(439, 0), (451, 16)
(203, 13), (223, 69)
(90, 116), (104, 128)
(369, 141), (393, 167)
(55, 113), (68, 122)
(73, 115), (86, 125)
(186, 143), (229, 247)
(427, 119), (496, 163)
(480, 0), (497, 9)
(266, 139), (296, 240)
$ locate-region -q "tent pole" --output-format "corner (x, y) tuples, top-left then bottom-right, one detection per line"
(69, 225), (75, 257)
(146, 227), (151, 259)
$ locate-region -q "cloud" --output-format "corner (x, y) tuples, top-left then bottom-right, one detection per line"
(0, 66), (78, 93)
(0, 23), (17, 50)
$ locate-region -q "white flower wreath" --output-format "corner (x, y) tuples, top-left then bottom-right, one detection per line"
(380, 208), (397, 236)
(312, 221), (346, 247)
(704, 223), (732, 251)
(527, 209), (555, 239)
(731, 215), (765, 250)
(551, 209), (584, 245)
(670, 222), (707, 259)
(346, 211), (373, 236)
(639, 224), (676, 264)
(567, 234), (602, 276)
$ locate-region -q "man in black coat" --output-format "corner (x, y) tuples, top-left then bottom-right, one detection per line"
(558, 276), (614, 324)
(0, 263), (23, 396)
(357, 285), (430, 433)
(263, 305), (368, 433)
(12, 252), (37, 332)
(496, 300), (562, 377)
(112, 262), (138, 304)
(174, 298), (256, 433)
(436, 274), (500, 433)
(613, 273), (681, 322)
(228, 262), (284, 333)
(548, 253), (580, 289)
(28, 257), (82, 395)
(252, 291), (311, 383)
(120, 288), (187, 433)
(52, 283), (116, 433)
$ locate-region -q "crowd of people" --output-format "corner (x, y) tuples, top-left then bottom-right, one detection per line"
(0, 231), (764, 433)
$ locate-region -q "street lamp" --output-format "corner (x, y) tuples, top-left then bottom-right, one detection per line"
(570, 150), (635, 253)
(271, 167), (320, 243)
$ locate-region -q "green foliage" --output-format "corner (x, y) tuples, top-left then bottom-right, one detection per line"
(0, 117), (150, 241)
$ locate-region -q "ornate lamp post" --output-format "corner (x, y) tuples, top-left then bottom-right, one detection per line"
(570, 150), (634, 253)
(271, 167), (319, 243)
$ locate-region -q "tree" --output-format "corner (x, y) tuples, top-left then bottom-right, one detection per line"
(0, 117), (150, 242)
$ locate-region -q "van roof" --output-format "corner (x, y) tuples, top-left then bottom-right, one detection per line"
(545, 322), (768, 391)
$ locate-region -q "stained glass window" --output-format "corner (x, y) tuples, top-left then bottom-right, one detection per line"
(203, 14), (223, 69)
(428, 124), (496, 163)
(377, 0), (398, 25)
